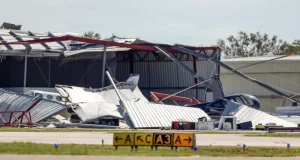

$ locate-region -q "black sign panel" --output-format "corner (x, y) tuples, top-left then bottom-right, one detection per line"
(153, 133), (173, 146)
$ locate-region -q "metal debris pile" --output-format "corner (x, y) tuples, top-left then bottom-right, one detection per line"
(0, 73), (297, 130)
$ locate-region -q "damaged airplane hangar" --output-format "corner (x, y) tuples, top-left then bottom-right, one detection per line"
(0, 27), (300, 131)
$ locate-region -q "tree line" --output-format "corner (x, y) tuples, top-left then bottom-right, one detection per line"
(217, 31), (300, 58)
(82, 30), (300, 59)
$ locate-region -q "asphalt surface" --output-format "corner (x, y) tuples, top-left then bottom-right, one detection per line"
(1, 155), (300, 160)
(0, 132), (299, 147)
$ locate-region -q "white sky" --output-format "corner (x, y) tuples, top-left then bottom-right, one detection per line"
(1, 0), (300, 46)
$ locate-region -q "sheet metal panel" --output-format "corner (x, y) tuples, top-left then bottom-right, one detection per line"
(55, 86), (106, 103)
(148, 62), (178, 88)
(276, 116), (300, 125)
(72, 102), (123, 123)
(177, 61), (194, 87)
(123, 101), (210, 128)
(55, 85), (146, 105)
(0, 29), (67, 57)
(27, 100), (67, 123)
(0, 89), (67, 124)
(220, 73), (300, 96)
(221, 56), (300, 73)
(132, 62), (150, 88)
(2, 87), (58, 94)
(223, 102), (297, 127)
(116, 62), (130, 81)
(0, 94), (33, 122)
(276, 106), (300, 116)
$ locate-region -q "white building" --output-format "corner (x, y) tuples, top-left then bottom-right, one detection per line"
(220, 56), (300, 113)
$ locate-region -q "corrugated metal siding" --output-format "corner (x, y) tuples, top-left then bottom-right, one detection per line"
(221, 73), (300, 96)
(133, 62), (150, 88)
(258, 98), (300, 113)
(276, 107), (300, 116)
(220, 58), (300, 113)
(177, 61), (194, 87)
(2, 87), (58, 94)
(115, 62), (130, 81)
(232, 104), (297, 127)
(123, 101), (210, 128)
(221, 61), (300, 74)
(0, 89), (67, 123)
(28, 100), (67, 123)
(115, 50), (221, 103)
(149, 62), (178, 87)
(221, 72), (300, 112)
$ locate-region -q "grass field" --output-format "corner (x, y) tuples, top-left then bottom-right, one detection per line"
(244, 133), (300, 137)
(0, 142), (299, 157)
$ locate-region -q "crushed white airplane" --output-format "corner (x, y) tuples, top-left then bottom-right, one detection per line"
(54, 73), (211, 129)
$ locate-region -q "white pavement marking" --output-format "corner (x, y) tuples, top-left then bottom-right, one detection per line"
(0, 132), (299, 147)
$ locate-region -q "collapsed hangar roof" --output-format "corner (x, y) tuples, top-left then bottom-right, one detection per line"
(0, 28), (221, 58)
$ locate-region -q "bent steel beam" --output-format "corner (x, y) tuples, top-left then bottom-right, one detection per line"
(173, 46), (300, 104)
(155, 46), (225, 100)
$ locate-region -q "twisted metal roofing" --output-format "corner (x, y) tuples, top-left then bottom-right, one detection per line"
(122, 101), (211, 129)
(0, 89), (67, 124)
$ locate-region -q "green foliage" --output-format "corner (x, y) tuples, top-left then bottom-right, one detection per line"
(286, 39), (300, 55)
(218, 31), (289, 58)
(82, 31), (101, 40)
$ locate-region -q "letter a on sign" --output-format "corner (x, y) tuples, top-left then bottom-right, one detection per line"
(173, 133), (194, 147)
(175, 135), (181, 144)
(113, 133), (134, 146)
(156, 135), (162, 144)
(125, 135), (131, 143)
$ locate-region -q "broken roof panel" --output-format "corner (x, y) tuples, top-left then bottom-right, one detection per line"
(0, 89), (67, 124)
(27, 100), (68, 123)
(222, 101), (297, 127)
(55, 85), (148, 105)
(71, 102), (123, 123)
(55, 85), (106, 103)
(122, 101), (211, 129)
(0, 29), (68, 57)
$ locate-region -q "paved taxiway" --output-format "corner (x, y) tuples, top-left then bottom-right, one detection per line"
(1, 155), (300, 160)
(0, 132), (299, 146)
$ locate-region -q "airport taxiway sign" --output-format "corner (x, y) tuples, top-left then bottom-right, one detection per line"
(113, 133), (135, 146)
(173, 133), (194, 147)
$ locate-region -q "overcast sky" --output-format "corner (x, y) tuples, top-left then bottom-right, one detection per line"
(1, 0), (300, 46)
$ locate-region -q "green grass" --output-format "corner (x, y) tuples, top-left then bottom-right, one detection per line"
(0, 142), (299, 157)
(245, 133), (300, 138)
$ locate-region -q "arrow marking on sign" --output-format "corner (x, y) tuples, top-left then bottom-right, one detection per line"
(137, 136), (144, 142)
(184, 137), (192, 143)
(115, 136), (123, 142)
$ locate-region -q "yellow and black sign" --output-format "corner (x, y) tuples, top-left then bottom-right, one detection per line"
(153, 133), (173, 146)
(134, 133), (153, 146)
(113, 133), (135, 146)
(173, 133), (194, 147)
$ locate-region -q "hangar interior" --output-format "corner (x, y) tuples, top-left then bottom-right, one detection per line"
(0, 28), (222, 105)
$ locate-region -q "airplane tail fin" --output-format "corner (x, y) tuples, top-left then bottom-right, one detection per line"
(125, 74), (140, 88)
